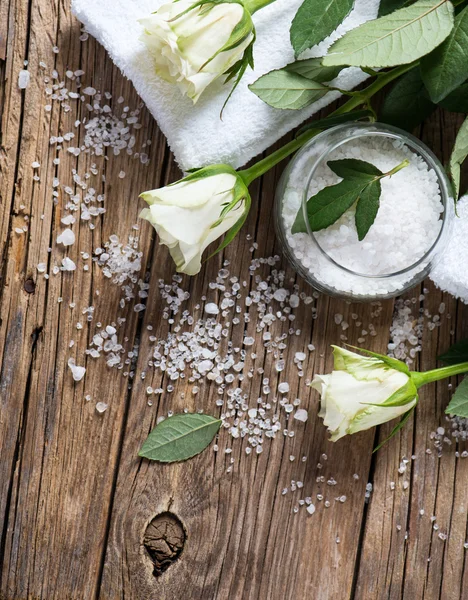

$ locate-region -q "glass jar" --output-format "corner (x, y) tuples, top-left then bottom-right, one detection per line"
(275, 122), (454, 301)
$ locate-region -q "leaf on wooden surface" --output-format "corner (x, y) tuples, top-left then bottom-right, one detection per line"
(380, 67), (436, 131)
(438, 81), (468, 112)
(355, 179), (382, 240)
(322, 0), (455, 67)
(439, 338), (468, 365)
(139, 413), (222, 462)
(290, 0), (355, 57)
(249, 70), (330, 109)
(446, 377), (468, 417)
(421, 5), (468, 102)
(449, 116), (468, 198)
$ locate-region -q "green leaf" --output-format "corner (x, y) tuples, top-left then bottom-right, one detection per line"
(421, 5), (468, 102)
(378, 0), (414, 16)
(292, 179), (368, 233)
(439, 338), (468, 365)
(380, 68), (436, 131)
(206, 194), (251, 261)
(296, 109), (374, 136)
(249, 70), (330, 110)
(449, 116), (468, 198)
(355, 179), (381, 240)
(290, 0), (355, 57)
(284, 57), (342, 82)
(361, 379), (418, 407)
(346, 345), (411, 375)
(139, 413), (222, 462)
(446, 376), (468, 417)
(328, 158), (382, 180)
(373, 407), (415, 452)
(438, 81), (468, 112)
(322, 0), (455, 68)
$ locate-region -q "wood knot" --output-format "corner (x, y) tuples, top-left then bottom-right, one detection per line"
(144, 512), (186, 577)
(24, 278), (36, 294)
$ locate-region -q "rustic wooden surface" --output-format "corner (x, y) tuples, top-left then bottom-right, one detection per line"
(1, 2), (468, 599)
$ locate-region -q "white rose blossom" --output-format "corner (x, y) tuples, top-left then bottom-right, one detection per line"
(140, 165), (250, 275)
(311, 346), (418, 442)
(311, 346), (468, 445)
(139, 0), (275, 103)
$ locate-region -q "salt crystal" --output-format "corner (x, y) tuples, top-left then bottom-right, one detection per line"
(278, 382), (290, 394)
(293, 409), (308, 422)
(31, 161), (40, 169)
(57, 229), (75, 246)
(96, 402), (108, 413)
(68, 358), (86, 381)
(204, 302), (219, 315)
(289, 294), (299, 308)
(307, 504), (316, 515)
(273, 288), (288, 302)
(18, 70), (30, 89)
(36, 262), (47, 273)
(61, 257), (76, 271)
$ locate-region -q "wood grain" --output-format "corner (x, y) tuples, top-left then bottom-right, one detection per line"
(0, 2), (467, 599)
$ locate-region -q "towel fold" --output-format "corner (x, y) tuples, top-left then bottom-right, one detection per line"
(430, 195), (468, 304)
(71, 0), (379, 171)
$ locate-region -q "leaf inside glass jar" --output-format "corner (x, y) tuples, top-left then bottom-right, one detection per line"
(292, 158), (409, 241)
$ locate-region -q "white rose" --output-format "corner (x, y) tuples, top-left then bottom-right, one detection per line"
(139, 1), (255, 103)
(140, 166), (250, 275)
(311, 346), (418, 441)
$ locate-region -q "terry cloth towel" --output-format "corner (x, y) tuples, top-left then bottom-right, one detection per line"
(431, 195), (468, 304)
(72, 0), (379, 171)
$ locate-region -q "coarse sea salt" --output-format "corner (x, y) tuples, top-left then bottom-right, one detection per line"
(18, 70), (30, 89)
(68, 358), (86, 381)
(57, 228), (75, 246)
(281, 136), (445, 297)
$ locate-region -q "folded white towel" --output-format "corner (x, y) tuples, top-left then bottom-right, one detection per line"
(71, 0), (379, 171)
(430, 195), (468, 303)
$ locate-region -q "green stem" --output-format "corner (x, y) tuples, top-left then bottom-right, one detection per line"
(384, 159), (410, 178)
(239, 62), (418, 187)
(332, 62), (418, 116)
(411, 362), (468, 388)
(240, 128), (321, 185)
(243, 0), (276, 13)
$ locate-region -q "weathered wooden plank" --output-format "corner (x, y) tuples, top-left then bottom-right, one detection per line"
(0, 1), (169, 597)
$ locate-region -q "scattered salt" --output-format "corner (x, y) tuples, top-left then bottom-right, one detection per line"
(57, 229), (75, 246)
(18, 70), (30, 89)
(293, 409), (308, 422)
(68, 358), (86, 381)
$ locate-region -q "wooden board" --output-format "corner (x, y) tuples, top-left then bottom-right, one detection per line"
(0, 1), (467, 599)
